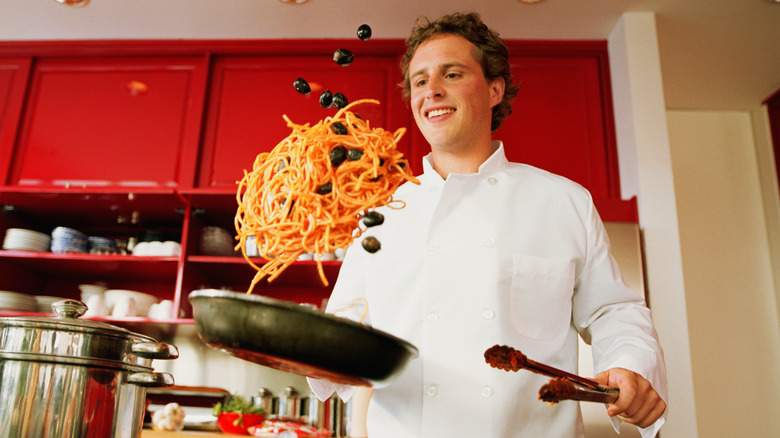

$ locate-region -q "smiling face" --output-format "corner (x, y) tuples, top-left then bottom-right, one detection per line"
(409, 34), (505, 160)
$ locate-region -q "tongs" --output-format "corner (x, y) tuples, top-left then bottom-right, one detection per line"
(484, 344), (619, 404)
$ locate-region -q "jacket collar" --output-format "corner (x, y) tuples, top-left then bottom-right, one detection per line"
(421, 140), (508, 179)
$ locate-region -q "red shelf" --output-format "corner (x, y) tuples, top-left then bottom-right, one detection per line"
(0, 250), (179, 280)
(185, 255), (340, 290)
(0, 188), (186, 229)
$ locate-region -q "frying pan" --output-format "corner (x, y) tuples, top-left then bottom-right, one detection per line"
(188, 289), (418, 387)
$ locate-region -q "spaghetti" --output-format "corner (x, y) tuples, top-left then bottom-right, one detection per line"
(235, 99), (419, 293)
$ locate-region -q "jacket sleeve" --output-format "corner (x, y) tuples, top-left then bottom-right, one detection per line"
(307, 242), (372, 402)
(572, 195), (669, 437)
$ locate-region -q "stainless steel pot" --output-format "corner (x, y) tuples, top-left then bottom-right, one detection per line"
(0, 299), (178, 438)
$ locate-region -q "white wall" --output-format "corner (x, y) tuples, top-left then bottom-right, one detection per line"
(608, 13), (698, 437)
(608, 12), (780, 438)
(666, 109), (780, 438)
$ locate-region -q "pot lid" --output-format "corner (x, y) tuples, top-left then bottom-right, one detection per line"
(0, 298), (182, 369)
(0, 299), (150, 340)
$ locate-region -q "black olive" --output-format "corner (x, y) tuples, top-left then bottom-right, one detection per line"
(362, 211), (384, 227)
(361, 236), (381, 253)
(329, 145), (347, 167)
(347, 148), (363, 161)
(283, 199), (295, 215)
(293, 77), (311, 94)
(316, 182), (333, 195)
(357, 24), (372, 41)
(368, 174), (383, 182)
(331, 122), (348, 135)
(333, 49), (354, 66)
(379, 158), (385, 166)
(332, 92), (348, 109)
(319, 90), (333, 109)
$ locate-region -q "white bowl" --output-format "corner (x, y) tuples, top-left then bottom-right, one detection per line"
(104, 289), (158, 316)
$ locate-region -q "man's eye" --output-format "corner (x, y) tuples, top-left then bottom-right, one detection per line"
(414, 79), (427, 87)
(445, 72), (460, 79)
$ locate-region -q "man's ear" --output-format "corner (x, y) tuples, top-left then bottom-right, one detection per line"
(489, 77), (505, 108)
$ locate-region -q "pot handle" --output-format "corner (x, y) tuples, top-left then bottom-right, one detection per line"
(132, 341), (180, 359)
(128, 371), (175, 387)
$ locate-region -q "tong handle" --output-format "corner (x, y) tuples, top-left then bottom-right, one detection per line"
(525, 358), (603, 391)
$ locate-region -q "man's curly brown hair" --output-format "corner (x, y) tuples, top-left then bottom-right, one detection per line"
(400, 12), (519, 132)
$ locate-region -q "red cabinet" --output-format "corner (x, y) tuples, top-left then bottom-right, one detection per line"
(402, 41), (620, 201)
(9, 56), (207, 189)
(0, 39), (627, 329)
(0, 58), (31, 186)
(500, 47), (618, 199)
(198, 46), (413, 190)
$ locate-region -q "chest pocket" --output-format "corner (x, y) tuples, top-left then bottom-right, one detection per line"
(510, 254), (575, 340)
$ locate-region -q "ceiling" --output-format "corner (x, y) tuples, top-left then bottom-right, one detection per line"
(1, 0), (779, 111)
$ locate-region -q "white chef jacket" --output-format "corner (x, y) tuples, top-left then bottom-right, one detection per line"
(310, 142), (668, 438)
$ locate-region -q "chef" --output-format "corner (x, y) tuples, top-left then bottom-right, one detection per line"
(309, 12), (668, 438)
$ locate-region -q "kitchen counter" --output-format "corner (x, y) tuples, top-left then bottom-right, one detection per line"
(142, 430), (223, 438)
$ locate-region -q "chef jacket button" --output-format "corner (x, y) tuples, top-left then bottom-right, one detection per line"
(427, 241), (439, 251)
(426, 312), (439, 322)
(426, 385), (439, 397)
(485, 237), (496, 247)
(481, 386), (493, 398)
(487, 177), (498, 185)
(482, 308), (495, 320)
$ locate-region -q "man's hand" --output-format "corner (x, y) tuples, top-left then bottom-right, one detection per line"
(594, 367), (666, 428)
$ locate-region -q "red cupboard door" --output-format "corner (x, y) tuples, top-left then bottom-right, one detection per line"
(198, 52), (414, 189)
(493, 54), (618, 199)
(398, 44), (619, 198)
(9, 56), (207, 189)
(0, 58), (31, 186)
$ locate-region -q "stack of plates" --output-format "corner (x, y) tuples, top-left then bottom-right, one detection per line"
(88, 236), (118, 254)
(0, 291), (38, 312)
(51, 227), (88, 254)
(200, 226), (235, 257)
(2, 228), (51, 252)
(34, 295), (64, 314)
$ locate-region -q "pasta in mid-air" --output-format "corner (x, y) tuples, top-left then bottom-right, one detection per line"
(235, 99), (419, 293)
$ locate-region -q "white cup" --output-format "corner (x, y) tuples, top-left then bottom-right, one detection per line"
(151, 300), (173, 319)
(112, 296), (137, 318)
(245, 236), (258, 257)
(83, 294), (108, 318)
(79, 283), (107, 303)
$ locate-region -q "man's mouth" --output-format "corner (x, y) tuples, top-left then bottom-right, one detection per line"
(426, 108), (455, 119)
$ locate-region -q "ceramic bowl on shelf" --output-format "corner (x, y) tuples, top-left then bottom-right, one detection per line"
(51, 227), (89, 254)
(104, 289), (158, 317)
(78, 283), (107, 303)
(132, 241), (181, 257)
(87, 236), (118, 254)
(200, 226), (235, 257)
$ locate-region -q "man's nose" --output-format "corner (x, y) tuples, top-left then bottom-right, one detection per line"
(424, 78), (445, 99)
